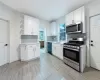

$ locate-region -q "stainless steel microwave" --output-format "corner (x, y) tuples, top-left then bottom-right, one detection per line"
(66, 22), (82, 34)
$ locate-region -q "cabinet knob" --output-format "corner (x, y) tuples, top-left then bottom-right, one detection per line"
(91, 40), (93, 42)
(4, 44), (8, 46)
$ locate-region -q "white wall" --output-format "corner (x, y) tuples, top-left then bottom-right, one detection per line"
(86, 0), (100, 17)
(85, 0), (100, 67)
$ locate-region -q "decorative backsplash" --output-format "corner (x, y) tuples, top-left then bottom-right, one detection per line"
(67, 33), (86, 42)
(21, 35), (38, 43)
(67, 33), (86, 38)
(47, 36), (57, 41)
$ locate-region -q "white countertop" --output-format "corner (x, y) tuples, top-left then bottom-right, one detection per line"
(47, 41), (65, 45)
(20, 43), (40, 45)
(47, 41), (58, 43)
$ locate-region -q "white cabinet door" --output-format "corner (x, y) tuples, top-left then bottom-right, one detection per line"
(24, 15), (39, 35)
(51, 22), (57, 36)
(52, 44), (63, 60)
(58, 45), (63, 60)
(55, 44), (59, 58)
(35, 44), (40, 58)
(66, 12), (74, 26)
(65, 14), (69, 26)
(52, 44), (56, 56)
(24, 15), (33, 35)
(27, 45), (35, 60)
(74, 7), (82, 23)
(52, 44), (55, 55)
(20, 45), (28, 61)
(55, 44), (63, 60)
(20, 44), (40, 61)
(31, 18), (39, 35)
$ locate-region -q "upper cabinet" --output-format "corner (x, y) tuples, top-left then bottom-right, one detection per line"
(50, 22), (57, 36)
(66, 12), (74, 26)
(74, 7), (82, 23)
(20, 15), (39, 35)
(66, 6), (85, 26)
(47, 21), (57, 36)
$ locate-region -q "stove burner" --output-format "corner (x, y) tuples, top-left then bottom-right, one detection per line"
(63, 40), (84, 50)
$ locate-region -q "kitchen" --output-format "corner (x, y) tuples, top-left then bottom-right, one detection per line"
(47, 6), (86, 72)
(0, 0), (100, 80)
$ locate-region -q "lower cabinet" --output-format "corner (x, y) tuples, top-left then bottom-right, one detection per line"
(20, 44), (40, 61)
(52, 44), (63, 60)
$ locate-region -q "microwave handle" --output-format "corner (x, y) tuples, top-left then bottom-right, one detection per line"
(77, 24), (78, 31)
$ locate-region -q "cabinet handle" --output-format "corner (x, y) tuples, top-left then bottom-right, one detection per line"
(25, 45), (27, 50)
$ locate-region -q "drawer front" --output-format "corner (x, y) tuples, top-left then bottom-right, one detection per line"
(27, 45), (35, 50)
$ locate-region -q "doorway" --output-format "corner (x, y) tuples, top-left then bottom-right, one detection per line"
(90, 15), (100, 70)
(0, 19), (9, 66)
(39, 28), (46, 54)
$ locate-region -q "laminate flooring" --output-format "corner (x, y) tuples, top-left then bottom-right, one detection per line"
(0, 53), (100, 80)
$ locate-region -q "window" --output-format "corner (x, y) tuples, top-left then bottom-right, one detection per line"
(39, 31), (44, 41)
(59, 24), (66, 41)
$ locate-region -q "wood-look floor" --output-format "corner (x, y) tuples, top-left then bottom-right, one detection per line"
(0, 53), (100, 80)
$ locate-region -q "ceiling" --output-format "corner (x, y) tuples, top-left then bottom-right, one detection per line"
(0, 0), (93, 21)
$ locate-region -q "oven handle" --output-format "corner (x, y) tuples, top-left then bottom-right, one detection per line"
(63, 47), (79, 51)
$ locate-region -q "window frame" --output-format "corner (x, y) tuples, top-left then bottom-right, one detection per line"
(39, 31), (44, 41)
(59, 24), (66, 41)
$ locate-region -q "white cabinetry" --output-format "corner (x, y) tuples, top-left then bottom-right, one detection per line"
(20, 15), (39, 35)
(52, 44), (56, 56)
(52, 43), (63, 60)
(35, 44), (40, 58)
(47, 22), (57, 36)
(66, 6), (85, 26)
(66, 12), (74, 26)
(50, 22), (57, 36)
(20, 44), (40, 61)
(74, 7), (82, 23)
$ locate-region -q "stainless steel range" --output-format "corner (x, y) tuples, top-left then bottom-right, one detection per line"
(63, 38), (86, 73)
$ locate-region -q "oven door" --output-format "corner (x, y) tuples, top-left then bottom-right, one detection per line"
(63, 47), (80, 63)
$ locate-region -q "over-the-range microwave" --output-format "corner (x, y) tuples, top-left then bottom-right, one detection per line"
(66, 22), (82, 34)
